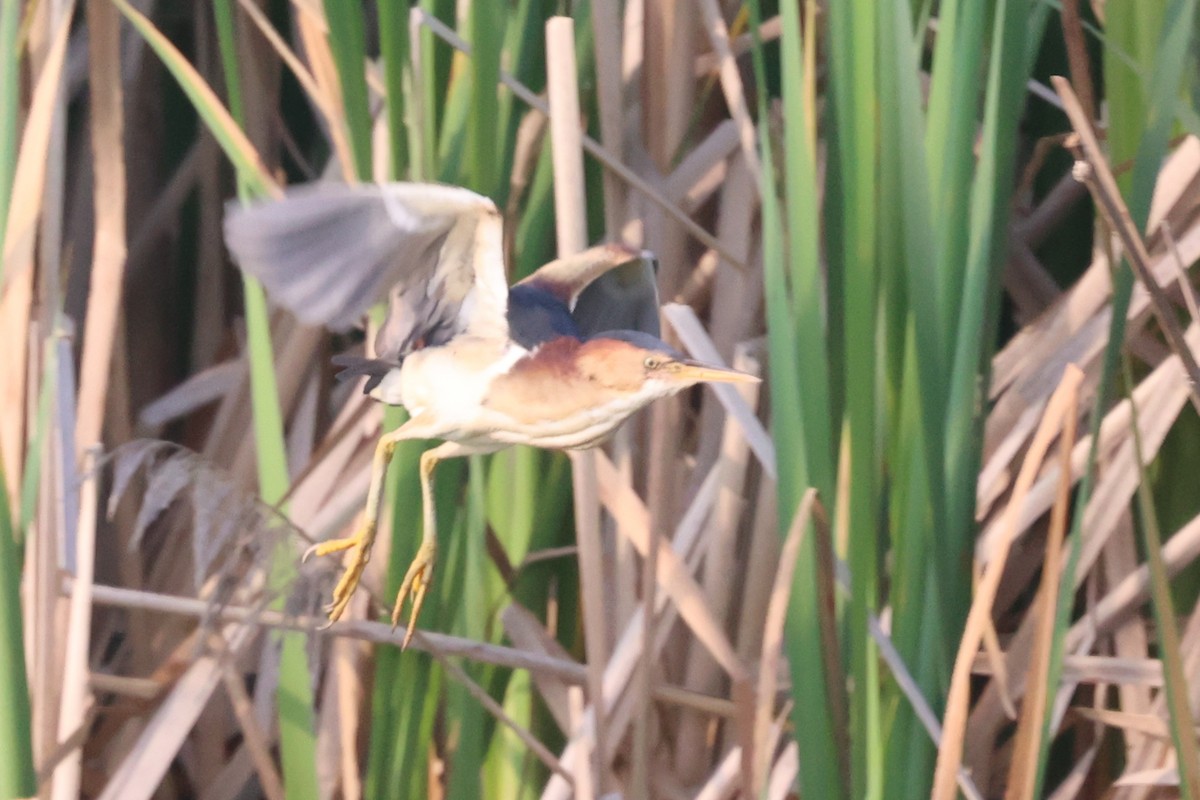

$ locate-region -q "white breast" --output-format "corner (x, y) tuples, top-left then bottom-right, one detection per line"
(371, 338), (526, 437)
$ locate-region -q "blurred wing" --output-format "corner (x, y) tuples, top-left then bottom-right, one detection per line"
(223, 182), (508, 357)
(517, 244), (661, 338)
(570, 254), (661, 339)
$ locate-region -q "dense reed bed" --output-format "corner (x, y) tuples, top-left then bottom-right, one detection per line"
(2, 1), (1200, 797)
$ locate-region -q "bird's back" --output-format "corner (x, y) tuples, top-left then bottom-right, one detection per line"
(506, 283), (582, 348)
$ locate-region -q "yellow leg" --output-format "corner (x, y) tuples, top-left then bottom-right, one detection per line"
(390, 440), (476, 649)
(304, 414), (436, 624)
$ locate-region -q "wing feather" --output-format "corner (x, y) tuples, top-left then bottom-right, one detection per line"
(516, 244), (660, 339)
(223, 182), (507, 358)
(571, 256), (660, 338)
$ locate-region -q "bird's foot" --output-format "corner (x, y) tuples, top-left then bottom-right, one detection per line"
(303, 524), (375, 624)
(391, 538), (437, 650)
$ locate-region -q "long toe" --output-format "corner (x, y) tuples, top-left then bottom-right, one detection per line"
(401, 580), (428, 651)
(313, 526), (376, 623)
(304, 527), (373, 562)
(391, 541), (437, 649)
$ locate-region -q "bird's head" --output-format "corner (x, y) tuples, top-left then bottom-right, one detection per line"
(578, 331), (759, 400)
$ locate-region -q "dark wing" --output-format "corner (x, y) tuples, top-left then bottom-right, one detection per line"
(571, 256), (660, 338)
(515, 244), (661, 340)
(224, 182), (508, 360)
(506, 283), (582, 349)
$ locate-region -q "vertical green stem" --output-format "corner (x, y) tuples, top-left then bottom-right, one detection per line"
(0, 460), (35, 799)
(465, 0), (502, 197)
(212, 4), (318, 797)
(323, 0), (373, 179)
(827, 0), (881, 794)
(378, 0), (411, 180)
(748, 2), (848, 797)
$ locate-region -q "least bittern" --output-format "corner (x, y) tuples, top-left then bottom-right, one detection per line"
(224, 182), (756, 647)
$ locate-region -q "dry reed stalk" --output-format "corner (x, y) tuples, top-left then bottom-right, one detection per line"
(567, 687), (593, 800)
(216, 646), (285, 800)
(504, 108), (547, 261)
(1075, 707), (1183, 740)
(546, 16), (610, 795)
(766, 739), (799, 800)
(978, 596), (1018, 720)
(1046, 742), (1101, 800)
(291, 422), (378, 542)
(196, 749), (262, 800)
(1118, 602), (1200, 794)
(704, 154), (761, 350)
(237, 0), (331, 124)
(76, 0), (128, 459)
(1064, 511), (1200, 655)
(620, 0), (644, 94)
(30, 0), (68, 348)
(986, 210), (1200, 476)
(932, 364), (1084, 800)
(294, 3), (356, 182)
(315, 592), (368, 799)
(1069, 330), (1196, 585)
(643, 0), (693, 172)
(81, 579), (590, 683)
(693, 155), (760, 474)
(286, 370), (320, 469)
(1156, 585), (1200, 736)
(734, 425), (779, 661)
(978, 331), (1193, 566)
(590, 0), (626, 234)
(31, 335), (74, 780)
(693, 15), (784, 76)
(546, 16), (589, 255)
(1004, 365), (1081, 799)
(589, 46), (641, 665)
(636, 358), (667, 787)
(50, 446), (99, 800)
(96, 623), (257, 800)
(1147, 137), (1200, 235)
(0, 8), (72, 510)
(1055, 77), (1200, 414)
(594, 451), (745, 678)
(1103, 510), (1154, 753)
(693, 738), (742, 800)
(663, 304), (774, 475)
(542, 466), (724, 800)
(697, 0), (762, 189)
(675, 335), (760, 782)
(965, 328), (1199, 786)
(662, 120), (739, 207)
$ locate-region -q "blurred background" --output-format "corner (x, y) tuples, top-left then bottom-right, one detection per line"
(2, 0), (1200, 798)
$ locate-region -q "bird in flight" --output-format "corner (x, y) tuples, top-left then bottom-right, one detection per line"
(225, 182), (756, 648)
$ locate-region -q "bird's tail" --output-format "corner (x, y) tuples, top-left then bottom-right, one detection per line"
(330, 354), (399, 394)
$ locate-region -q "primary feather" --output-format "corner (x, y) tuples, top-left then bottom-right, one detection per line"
(224, 182), (508, 358)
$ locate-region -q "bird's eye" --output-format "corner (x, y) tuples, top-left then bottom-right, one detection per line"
(644, 356), (661, 370)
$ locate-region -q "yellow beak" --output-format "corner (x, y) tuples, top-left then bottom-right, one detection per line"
(673, 361), (761, 384)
